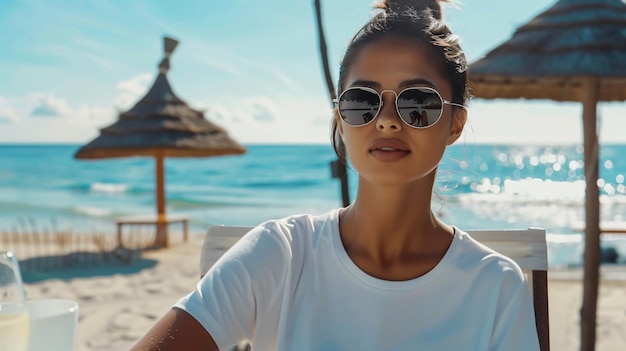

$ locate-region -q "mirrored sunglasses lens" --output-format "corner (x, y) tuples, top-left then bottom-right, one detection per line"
(397, 88), (443, 127)
(338, 89), (380, 125)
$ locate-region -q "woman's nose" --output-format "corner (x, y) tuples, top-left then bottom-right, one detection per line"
(376, 91), (402, 131)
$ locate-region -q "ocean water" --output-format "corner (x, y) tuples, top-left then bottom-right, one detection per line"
(1, 143), (625, 268)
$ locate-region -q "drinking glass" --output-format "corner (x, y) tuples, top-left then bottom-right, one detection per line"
(0, 250), (30, 351)
(26, 299), (79, 351)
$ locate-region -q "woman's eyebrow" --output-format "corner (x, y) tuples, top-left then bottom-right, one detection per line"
(399, 78), (435, 88)
(348, 78), (436, 89)
(348, 80), (380, 88)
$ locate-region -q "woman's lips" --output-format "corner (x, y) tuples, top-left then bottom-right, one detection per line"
(369, 140), (410, 162)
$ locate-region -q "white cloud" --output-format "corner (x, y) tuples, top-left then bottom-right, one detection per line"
(599, 103), (626, 144)
(117, 73), (153, 95)
(0, 92), (116, 142)
(196, 95), (333, 144)
(114, 73), (153, 109)
(0, 87), (326, 144)
(246, 97), (280, 123)
(0, 116), (15, 124)
(459, 100), (626, 145)
(30, 94), (73, 117)
(0, 97), (18, 123)
(201, 96), (282, 125)
(204, 104), (232, 122)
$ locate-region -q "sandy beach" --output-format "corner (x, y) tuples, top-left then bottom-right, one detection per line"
(19, 233), (626, 351)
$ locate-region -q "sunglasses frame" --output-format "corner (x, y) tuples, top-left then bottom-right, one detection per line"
(334, 86), (466, 129)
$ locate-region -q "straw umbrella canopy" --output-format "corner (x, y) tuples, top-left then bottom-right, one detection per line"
(75, 36), (246, 248)
(469, 0), (626, 349)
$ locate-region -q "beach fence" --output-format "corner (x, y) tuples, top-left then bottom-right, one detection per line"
(0, 218), (160, 274)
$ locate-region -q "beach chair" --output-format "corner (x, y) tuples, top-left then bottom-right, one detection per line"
(201, 226), (549, 351)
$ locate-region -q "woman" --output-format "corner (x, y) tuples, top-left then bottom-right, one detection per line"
(131, 1), (540, 350)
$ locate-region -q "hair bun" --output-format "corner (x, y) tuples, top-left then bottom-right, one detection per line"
(375, 0), (452, 19)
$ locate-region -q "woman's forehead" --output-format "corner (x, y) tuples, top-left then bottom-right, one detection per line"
(343, 37), (449, 93)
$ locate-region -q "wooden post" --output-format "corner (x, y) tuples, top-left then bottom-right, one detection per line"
(580, 77), (600, 351)
(533, 271), (550, 351)
(154, 151), (168, 248)
(117, 222), (123, 248)
(314, 0), (350, 207)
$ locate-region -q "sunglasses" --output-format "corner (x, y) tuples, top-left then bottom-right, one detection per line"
(334, 86), (466, 129)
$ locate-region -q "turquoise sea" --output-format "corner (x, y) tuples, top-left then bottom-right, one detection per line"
(1, 143), (626, 268)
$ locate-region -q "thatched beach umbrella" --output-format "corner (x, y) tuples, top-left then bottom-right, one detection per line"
(75, 36), (246, 248)
(469, 0), (626, 349)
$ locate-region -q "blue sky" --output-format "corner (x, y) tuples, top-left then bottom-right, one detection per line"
(0, 0), (624, 145)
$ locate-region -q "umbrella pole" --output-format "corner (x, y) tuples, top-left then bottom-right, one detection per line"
(580, 77), (600, 351)
(313, 0), (350, 207)
(154, 151), (168, 248)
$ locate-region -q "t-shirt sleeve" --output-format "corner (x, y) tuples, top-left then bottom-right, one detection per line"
(173, 223), (290, 350)
(489, 262), (541, 351)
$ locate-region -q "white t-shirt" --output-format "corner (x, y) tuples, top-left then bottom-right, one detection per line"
(175, 209), (540, 350)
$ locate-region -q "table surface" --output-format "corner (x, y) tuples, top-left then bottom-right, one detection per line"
(115, 214), (189, 224)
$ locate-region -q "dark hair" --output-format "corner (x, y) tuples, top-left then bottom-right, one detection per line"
(331, 0), (470, 162)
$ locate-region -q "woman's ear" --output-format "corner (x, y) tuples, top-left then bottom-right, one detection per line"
(447, 107), (467, 145)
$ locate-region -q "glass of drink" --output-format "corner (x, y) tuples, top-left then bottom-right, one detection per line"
(0, 250), (30, 351)
(26, 299), (79, 351)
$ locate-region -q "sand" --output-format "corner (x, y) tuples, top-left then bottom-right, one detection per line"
(20, 234), (626, 351)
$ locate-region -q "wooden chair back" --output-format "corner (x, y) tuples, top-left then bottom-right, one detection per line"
(201, 226), (549, 351)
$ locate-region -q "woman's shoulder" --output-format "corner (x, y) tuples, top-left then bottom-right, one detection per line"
(452, 228), (526, 281)
(242, 208), (341, 254)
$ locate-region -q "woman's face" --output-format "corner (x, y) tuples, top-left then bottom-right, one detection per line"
(336, 36), (466, 187)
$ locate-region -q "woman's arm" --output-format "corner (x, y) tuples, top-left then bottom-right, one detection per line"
(130, 307), (219, 351)
(131, 223), (289, 350)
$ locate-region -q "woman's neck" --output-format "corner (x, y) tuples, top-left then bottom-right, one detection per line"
(338, 180), (454, 280)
